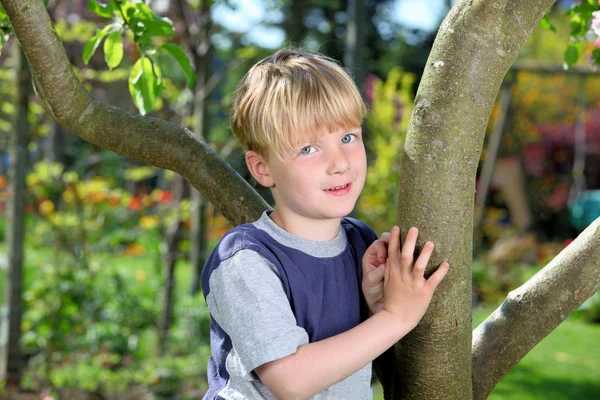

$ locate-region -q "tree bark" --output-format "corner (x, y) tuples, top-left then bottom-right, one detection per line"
(0, 0), (269, 226)
(0, 42), (30, 385)
(386, 1), (556, 398)
(472, 217), (600, 399)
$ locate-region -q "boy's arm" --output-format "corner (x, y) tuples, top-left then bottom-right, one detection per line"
(255, 226), (449, 400)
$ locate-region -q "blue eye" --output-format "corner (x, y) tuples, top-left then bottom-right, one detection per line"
(342, 134), (357, 144)
(300, 145), (316, 155)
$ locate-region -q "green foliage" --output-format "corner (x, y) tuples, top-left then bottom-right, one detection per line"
(10, 160), (215, 397)
(128, 56), (164, 116)
(564, 41), (585, 67)
(104, 31), (124, 69)
(83, 24), (113, 65)
(356, 69), (414, 234)
(539, 15), (556, 33)
(88, 0), (116, 19)
(161, 43), (197, 89)
(542, 1), (600, 68)
(82, 0), (195, 115)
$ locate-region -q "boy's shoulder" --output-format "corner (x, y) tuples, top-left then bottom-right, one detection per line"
(341, 217), (377, 243)
(212, 221), (268, 260)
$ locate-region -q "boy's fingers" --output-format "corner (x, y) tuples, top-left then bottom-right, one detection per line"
(400, 227), (418, 273)
(425, 262), (450, 291)
(365, 264), (385, 285)
(413, 241), (433, 277)
(387, 226), (401, 270)
(380, 232), (391, 245)
(373, 240), (388, 264)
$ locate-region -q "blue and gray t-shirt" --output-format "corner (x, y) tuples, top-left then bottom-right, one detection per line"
(201, 211), (377, 399)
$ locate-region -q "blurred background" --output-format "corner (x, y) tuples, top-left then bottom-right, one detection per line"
(0, 0), (599, 399)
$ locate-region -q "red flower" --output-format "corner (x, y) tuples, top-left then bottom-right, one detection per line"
(128, 196), (141, 210)
(160, 190), (172, 204)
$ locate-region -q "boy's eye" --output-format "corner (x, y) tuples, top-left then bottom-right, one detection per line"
(342, 134), (357, 144)
(300, 145), (316, 155)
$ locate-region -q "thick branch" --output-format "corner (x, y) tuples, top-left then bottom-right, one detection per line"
(388, 0), (556, 398)
(472, 218), (600, 399)
(1, 0), (269, 226)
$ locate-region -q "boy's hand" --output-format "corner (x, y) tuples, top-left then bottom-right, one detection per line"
(362, 232), (391, 315)
(382, 226), (449, 330)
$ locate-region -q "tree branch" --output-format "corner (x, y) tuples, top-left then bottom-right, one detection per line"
(472, 218), (600, 399)
(0, 0), (269, 226)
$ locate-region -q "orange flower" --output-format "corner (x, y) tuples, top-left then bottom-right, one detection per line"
(128, 196), (141, 210)
(0, 175), (6, 189)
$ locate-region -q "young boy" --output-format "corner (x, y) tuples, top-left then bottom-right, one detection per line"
(201, 49), (449, 400)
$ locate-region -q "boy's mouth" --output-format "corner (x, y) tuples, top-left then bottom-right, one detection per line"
(324, 183), (352, 195)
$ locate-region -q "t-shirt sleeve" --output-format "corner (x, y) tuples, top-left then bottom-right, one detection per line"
(206, 248), (309, 379)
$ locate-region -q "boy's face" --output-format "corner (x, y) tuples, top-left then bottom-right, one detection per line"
(249, 126), (367, 226)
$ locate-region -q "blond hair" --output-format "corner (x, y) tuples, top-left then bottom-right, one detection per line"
(231, 49), (366, 160)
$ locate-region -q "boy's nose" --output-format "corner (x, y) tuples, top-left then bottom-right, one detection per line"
(326, 147), (351, 175)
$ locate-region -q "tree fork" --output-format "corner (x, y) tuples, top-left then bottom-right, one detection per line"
(387, 0), (556, 398)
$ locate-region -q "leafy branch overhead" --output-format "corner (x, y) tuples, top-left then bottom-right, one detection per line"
(547, 0), (600, 67)
(85, 0), (196, 115)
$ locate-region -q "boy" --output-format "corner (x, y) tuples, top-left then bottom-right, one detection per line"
(201, 49), (449, 400)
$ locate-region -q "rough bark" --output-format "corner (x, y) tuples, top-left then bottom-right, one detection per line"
(388, 0), (555, 399)
(0, 42), (30, 385)
(472, 217), (600, 398)
(0, 0), (269, 226)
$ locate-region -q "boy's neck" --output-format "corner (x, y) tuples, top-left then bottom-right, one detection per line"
(269, 210), (342, 241)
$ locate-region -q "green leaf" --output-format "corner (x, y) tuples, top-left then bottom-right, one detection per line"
(564, 41), (584, 68)
(592, 49), (600, 66)
(161, 43), (196, 89)
(104, 31), (124, 70)
(128, 57), (163, 115)
(83, 24), (112, 65)
(88, 0), (115, 19)
(539, 15), (556, 33)
(570, 15), (587, 38)
(122, 2), (174, 43)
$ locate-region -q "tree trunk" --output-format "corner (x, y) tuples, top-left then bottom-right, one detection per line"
(0, 42), (31, 385)
(344, 0), (366, 93)
(284, 0), (308, 45)
(380, 1), (557, 399)
(158, 174), (187, 355)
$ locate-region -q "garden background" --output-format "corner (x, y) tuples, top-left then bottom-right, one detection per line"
(0, 0), (600, 399)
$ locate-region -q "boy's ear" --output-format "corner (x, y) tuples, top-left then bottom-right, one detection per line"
(245, 150), (274, 188)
